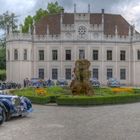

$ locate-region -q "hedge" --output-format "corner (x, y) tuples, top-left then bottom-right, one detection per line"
(56, 94), (140, 106)
(23, 95), (51, 104)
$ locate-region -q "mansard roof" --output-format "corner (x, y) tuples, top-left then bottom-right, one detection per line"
(35, 12), (136, 36)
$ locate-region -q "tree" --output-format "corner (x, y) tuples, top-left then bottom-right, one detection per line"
(47, 1), (63, 14)
(33, 8), (48, 23)
(0, 11), (18, 34)
(0, 47), (6, 69)
(22, 1), (64, 33)
(22, 16), (33, 33)
(0, 11), (18, 70)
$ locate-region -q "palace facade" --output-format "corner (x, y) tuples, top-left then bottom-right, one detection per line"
(6, 7), (140, 86)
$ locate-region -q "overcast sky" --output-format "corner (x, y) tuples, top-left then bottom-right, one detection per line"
(0, 0), (140, 31)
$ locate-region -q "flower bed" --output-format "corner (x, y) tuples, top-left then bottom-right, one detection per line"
(111, 88), (134, 93)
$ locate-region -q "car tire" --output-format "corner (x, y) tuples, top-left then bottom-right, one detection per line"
(2, 110), (7, 122)
(0, 114), (4, 125)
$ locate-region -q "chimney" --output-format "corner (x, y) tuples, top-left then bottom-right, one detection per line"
(47, 24), (49, 35)
(101, 9), (104, 31)
(102, 9), (104, 14)
(115, 25), (118, 36)
(60, 8), (64, 24)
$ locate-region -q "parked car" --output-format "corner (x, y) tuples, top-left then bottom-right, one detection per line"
(0, 106), (4, 125)
(0, 83), (6, 90)
(56, 79), (68, 86)
(31, 78), (45, 87)
(90, 78), (100, 87)
(107, 78), (120, 87)
(0, 94), (32, 121)
(45, 79), (55, 87)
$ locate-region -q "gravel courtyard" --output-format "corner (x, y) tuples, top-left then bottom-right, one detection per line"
(1, 103), (140, 140)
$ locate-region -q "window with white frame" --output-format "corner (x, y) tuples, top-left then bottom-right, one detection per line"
(52, 68), (58, 80)
(107, 50), (112, 61)
(39, 50), (44, 61)
(120, 69), (126, 80)
(65, 68), (71, 80)
(107, 68), (113, 79)
(38, 68), (44, 79)
(93, 68), (98, 79)
(93, 50), (98, 60)
(120, 50), (126, 61)
(52, 50), (58, 60)
(65, 50), (71, 60)
(79, 49), (85, 59)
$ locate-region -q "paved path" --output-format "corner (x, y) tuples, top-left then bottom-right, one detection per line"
(1, 103), (140, 140)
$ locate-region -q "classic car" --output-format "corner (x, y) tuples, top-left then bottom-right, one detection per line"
(90, 78), (100, 87)
(0, 94), (32, 121)
(45, 79), (55, 87)
(0, 106), (4, 125)
(0, 101), (7, 124)
(31, 78), (45, 87)
(56, 79), (68, 86)
(107, 78), (121, 87)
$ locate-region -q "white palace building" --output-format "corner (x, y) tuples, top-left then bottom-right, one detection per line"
(6, 6), (140, 86)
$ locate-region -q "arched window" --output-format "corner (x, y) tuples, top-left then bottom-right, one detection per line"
(14, 49), (18, 60)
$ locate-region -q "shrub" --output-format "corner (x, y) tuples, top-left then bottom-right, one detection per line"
(57, 94), (140, 106)
(25, 95), (51, 104)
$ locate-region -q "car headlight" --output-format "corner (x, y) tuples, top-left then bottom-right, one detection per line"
(11, 98), (16, 105)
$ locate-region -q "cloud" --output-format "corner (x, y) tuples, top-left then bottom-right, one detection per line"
(0, 0), (140, 31)
(111, 0), (140, 31)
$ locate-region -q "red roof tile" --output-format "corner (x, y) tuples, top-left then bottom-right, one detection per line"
(35, 13), (138, 36)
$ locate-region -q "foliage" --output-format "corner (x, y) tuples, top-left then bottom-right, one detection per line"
(22, 16), (33, 33)
(22, 1), (64, 33)
(0, 11), (18, 34)
(57, 94), (140, 106)
(25, 95), (51, 104)
(0, 47), (6, 69)
(0, 69), (6, 81)
(35, 88), (47, 96)
(47, 1), (63, 14)
(33, 8), (48, 23)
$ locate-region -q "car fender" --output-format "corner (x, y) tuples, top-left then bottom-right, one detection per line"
(0, 99), (14, 113)
(20, 97), (32, 110)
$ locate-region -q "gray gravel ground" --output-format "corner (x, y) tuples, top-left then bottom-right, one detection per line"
(1, 103), (140, 140)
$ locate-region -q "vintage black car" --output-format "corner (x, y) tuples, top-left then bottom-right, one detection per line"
(0, 94), (32, 121)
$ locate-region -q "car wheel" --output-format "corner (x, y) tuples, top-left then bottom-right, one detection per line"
(0, 114), (4, 125)
(2, 110), (7, 122)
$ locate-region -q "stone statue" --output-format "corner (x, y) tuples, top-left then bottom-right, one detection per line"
(70, 59), (93, 96)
